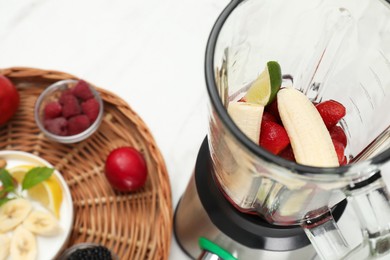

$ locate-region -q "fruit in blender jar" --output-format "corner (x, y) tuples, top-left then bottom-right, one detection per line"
(259, 120), (290, 155)
(329, 125), (347, 147)
(262, 111), (277, 123)
(279, 145), (295, 161)
(277, 88), (339, 167)
(332, 139), (346, 165)
(228, 102), (264, 143)
(244, 61), (282, 106)
(0, 75), (20, 126)
(228, 61), (282, 143)
(105, 147), (147, 192)
(10, 226), (37, 260)
(41, 80), (100, 136)
(315, 100), (346, 129)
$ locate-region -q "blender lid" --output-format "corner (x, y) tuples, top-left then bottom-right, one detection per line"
(195, 137), (347, 251)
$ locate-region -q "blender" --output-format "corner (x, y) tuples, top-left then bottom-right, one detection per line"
(174, 0), (390, 259)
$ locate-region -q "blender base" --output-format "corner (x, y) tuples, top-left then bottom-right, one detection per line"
(174, 137), (348, 259)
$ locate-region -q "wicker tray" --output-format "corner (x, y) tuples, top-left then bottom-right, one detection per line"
(0, 67), (173, 260)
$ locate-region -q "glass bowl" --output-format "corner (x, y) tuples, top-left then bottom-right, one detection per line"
(59, 243), (119, 260)
(34, 79), (104, 143)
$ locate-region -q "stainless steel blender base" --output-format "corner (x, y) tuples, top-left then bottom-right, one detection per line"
(174, 138), (347, 260)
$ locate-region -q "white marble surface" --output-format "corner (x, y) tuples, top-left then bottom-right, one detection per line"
(3, 1), (390, 260)
(0, 0), (228, 259)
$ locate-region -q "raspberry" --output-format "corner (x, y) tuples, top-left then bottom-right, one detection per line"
(44, 101), (62, 119)
(81, 98), (100, 123)
(72, 80), (94, 101)
(59, 89), (74, 105)
(61, 95), (81, 118)
(44, 117), (68, 136)
(259, 120), (290, 155)
(316, 100), (346, 129)
(68, 115), (90, 135)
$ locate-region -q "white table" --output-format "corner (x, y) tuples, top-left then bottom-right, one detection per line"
(0, 0), (229, 259)
(3, 1), (390, 260)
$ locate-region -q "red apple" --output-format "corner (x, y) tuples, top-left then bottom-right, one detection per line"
(0, 75), (20, 125)
(105, 147), (147, 192)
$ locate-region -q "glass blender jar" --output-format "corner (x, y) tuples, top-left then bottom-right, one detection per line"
(204, 0), (390, 259)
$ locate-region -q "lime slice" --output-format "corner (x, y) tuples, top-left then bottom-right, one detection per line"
(244, 61), (282, 106)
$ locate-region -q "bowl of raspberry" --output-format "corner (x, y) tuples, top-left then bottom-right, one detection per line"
(34, 79), (104, 143)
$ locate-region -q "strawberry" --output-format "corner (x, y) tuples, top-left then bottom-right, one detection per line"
(81, 98), (100, 123)
(332, 139), (345, 165)
(262, 111), (277, 122)
(44, 117), (68, 136)
(259, 120), (290, 155)
(265, 98), (281, 123)
(61, 94), (81, 118)
(340, 156), (347, 166)
(329, 125), (347, 147)
(72, 80), (94, 101)
(68, 115), (91, 135)
(279, 145), (295, 162)
(315, 100), (346, 129)
(44, 101), (62, 119)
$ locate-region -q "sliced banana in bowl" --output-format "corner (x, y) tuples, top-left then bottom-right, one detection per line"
(0, 151), (73, 260)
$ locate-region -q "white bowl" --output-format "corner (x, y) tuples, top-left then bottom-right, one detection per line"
(0, 150), (74, 260)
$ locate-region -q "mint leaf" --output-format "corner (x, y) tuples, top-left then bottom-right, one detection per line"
(0, 197), (13, 207)
(0, 186), (14, 198)
(22, 167), (54, 190)
(0, 168), (15, 192)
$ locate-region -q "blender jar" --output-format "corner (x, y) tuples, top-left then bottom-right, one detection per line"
(205, 0), (390, 259)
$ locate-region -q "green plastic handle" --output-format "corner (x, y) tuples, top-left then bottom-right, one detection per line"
(198, 237), (237, 260)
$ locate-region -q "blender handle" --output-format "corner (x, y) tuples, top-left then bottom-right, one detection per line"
(301, 207), (351, 260)
(197, 237), (237, 260)
(344, 171), (390, 257)
(302, 172), (390, 260)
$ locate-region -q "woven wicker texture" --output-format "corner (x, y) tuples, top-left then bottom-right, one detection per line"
(0, 67), (173, 260)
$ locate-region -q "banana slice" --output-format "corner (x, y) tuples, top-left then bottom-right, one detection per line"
(10, 226), (37, 260)
(277, 88), (339, 167)
(0, 199), (32, 233)
(23, 210), (61, 237)
(228, 102), (264, 144)
(0, 234), (10, 260)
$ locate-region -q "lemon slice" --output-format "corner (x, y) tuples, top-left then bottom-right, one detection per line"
(245, 61), (282, 106)
(28, 176), (63, 218)
(8, 165), (34, 183)
(8, 165), (63, 218)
